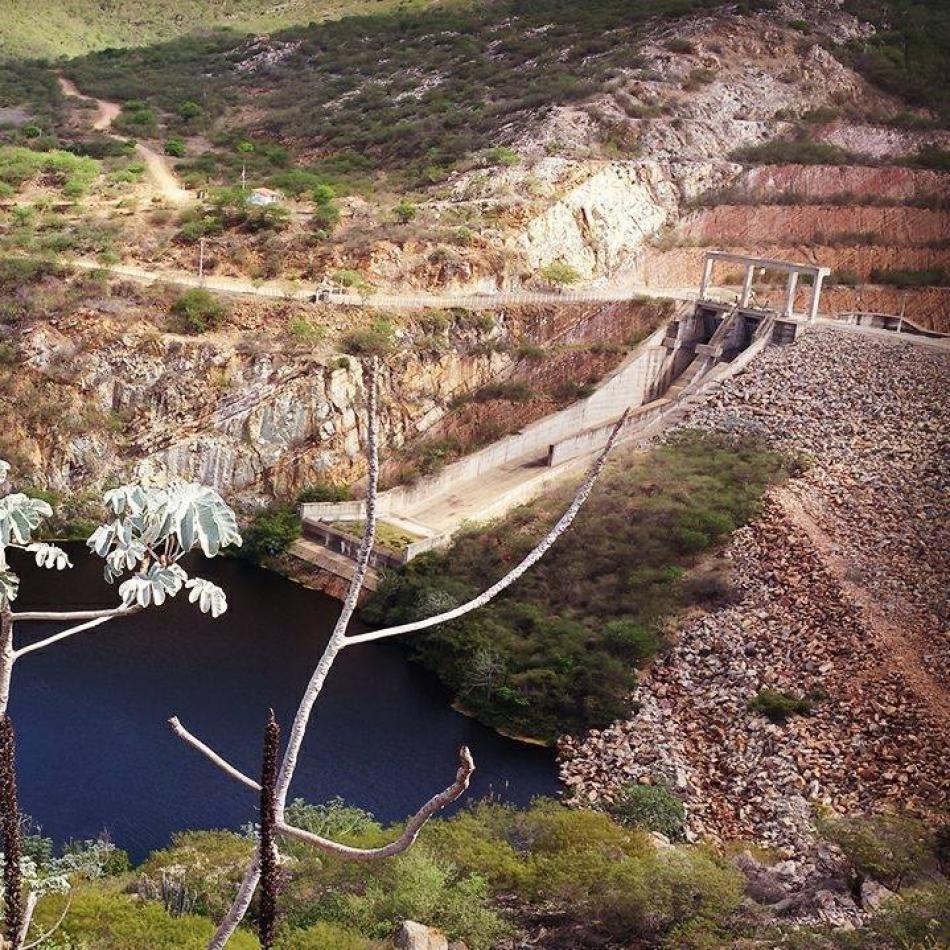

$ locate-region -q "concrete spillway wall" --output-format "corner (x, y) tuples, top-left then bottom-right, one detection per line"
(302, 311), (693, 527)
(299, 301), (773, 562)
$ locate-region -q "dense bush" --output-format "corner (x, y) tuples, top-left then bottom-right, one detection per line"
(817, 812), (939, 891)
(0, 144), (100, 195)
(610, 783), (687, 840)
(540, 261), (581, 286)
(340, 316), (396, 356)
(296, 482), (351, 504)
(731, 138), (864, 165)
(33, 886), (258, 949)
(27, 798), (948, 949)
(870, 266), (949, 288)
(242, 502), (302, 559)
(749, 688), (813, 723)
(170, 288), (228, 333)
(842, 1), (950, 125)
(365, 431), (788, 740)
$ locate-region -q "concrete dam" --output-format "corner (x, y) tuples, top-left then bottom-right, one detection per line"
(294, 252), (948, 586)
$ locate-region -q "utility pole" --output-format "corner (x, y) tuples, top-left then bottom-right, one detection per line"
(198, 237), (206, 282)
(241, 163), (247, 193)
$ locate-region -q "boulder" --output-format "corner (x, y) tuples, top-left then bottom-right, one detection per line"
(394, 920), (450, 950)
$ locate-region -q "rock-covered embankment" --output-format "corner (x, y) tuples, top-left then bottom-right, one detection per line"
(560, 328), (949, 857)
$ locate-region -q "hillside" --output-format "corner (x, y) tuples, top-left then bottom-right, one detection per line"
(0, 0), (446, 59)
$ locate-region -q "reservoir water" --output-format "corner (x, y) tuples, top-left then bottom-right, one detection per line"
(10, 549), (557, 862)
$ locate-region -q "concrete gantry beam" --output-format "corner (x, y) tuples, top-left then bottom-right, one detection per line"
(700, 251), (831, 320)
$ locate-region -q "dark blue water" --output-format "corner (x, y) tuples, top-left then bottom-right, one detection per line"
(9, 549), (557, 861)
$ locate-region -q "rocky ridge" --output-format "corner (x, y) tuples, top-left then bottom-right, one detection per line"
(560, 329), (949, 868)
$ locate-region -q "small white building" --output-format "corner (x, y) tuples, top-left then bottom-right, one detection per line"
(247, 187), (283, 207)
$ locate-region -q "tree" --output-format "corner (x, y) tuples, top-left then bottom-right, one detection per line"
(393, 199), (418, 224)
(168, 358), (630, 947)
(540, 261), (581, 288)
(171, 288), (228, 334)
(0, 463), (241, 947)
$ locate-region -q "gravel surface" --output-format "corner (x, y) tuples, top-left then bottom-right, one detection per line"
(559, 327), (950, 856)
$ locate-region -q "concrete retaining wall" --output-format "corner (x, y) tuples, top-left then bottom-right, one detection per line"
(301, 318), (680, 525)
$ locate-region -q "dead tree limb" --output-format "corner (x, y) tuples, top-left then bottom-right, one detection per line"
(173, 359), (628, 948)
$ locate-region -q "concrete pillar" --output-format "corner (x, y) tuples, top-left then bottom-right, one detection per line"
(784, 270), (799, 317)
(699, 255), (714, 299)
(807, 271), (825, 321)
(739, 264), (755, 308)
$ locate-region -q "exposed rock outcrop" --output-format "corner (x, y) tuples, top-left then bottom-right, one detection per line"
(560, 328), (950, 855)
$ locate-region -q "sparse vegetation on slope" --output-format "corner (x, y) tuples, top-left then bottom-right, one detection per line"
(57, 0), (746, 188)
(842, 0), (950, 126)
(0, 0), (443, 59)
(365, 431), (789, 741)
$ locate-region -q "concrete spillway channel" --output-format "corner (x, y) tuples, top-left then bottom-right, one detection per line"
(294, 300), (784, 585)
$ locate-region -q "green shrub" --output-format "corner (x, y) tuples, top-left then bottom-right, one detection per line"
(332, 270), (374, 295)
(817, 812), (938, 891)
(539, 261), (581, 286)
(749, 688), (813, 723)
(340, 317), (396, 356)
(284, 797), (379, 841)
(287, 314), (325, 345)
(164, 137), (186, 157)
(32, 887), (258, 949)
(731, 139), (863, 165)
(801, 105), (842, 123)
(486, 145), (519, 165)
(393, 198), (419, 224)
(178, 100), (202, 119)
(666, 37), (695, 53)
(905, 145), (950, 171)
(275, 921), (369, 950)
(600, 847), (744, 942)
(310, 200), (340, 236)
(870, 266), (949, 288)
(468, 381), (534, 403)
(297, 482), (351, 504)
(327, 848), (509, 950)
(311, 183), (336, 205)
(610, 784), (687, 840)
(170, 288), (228, 333)
(602, 618), (664, 662)
(515, 342), (546, 361)
(242, 502), (302, 559)
(832, 268), (861, 286)
(858, 881), (950, 948)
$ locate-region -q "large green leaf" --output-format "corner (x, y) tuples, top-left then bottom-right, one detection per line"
(0, 494), (53, 546)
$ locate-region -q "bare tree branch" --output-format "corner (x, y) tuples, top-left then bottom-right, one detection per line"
(21, 894), (70, 950)
(168, 718), (261, 792)
(13, 610), (139, 660)
(197, 366), (627, 948)
(276, 746), (474, 860)
(272, 355), (381, 817)
(207, 856), (261, 950)
(344, 408), (630, 647)
(10, 607), (132, 622)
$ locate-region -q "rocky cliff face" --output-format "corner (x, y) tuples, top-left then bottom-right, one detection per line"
(2, 283), (648, 506)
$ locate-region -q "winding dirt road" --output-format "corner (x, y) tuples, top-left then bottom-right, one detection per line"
(58, 76), (189, 205)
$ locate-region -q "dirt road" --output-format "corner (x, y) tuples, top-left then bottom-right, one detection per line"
(58, 75), (189, 205)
